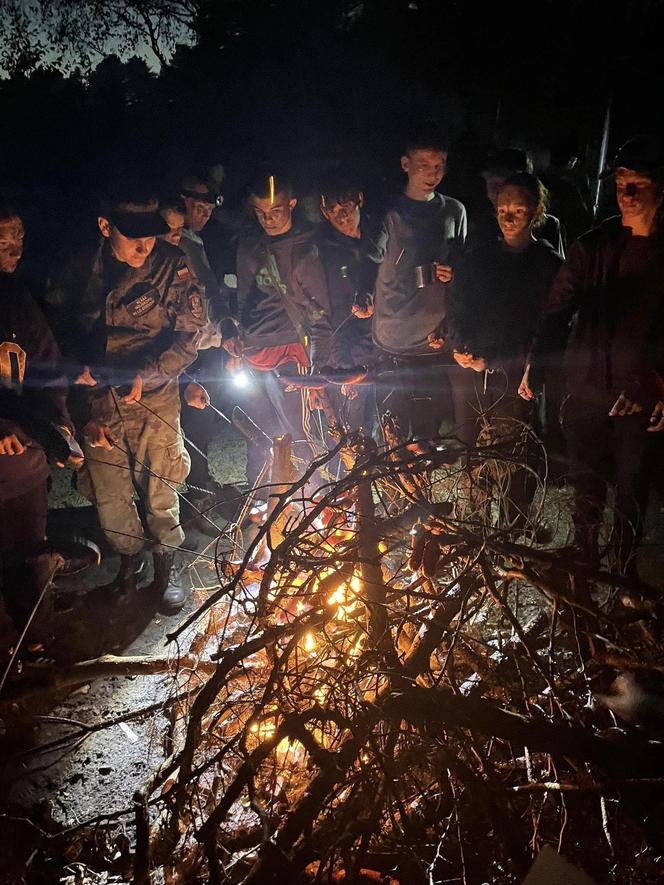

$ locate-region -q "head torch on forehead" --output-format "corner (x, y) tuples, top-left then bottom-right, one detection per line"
(181, 188), (222, 207)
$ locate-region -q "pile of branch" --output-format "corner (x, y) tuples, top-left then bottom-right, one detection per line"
(9, 425), (664, 883)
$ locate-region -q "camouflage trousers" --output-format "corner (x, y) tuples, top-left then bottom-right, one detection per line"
(82, 382), (190, 556)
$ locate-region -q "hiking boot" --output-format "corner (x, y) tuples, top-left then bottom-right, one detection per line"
(148, 552), (186, 614)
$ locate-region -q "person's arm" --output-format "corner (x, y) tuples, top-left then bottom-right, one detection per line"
(295, 246), (335, 368)
(520, 239), (586, 398)
(219, 238), (255, 357)
(22, 293), (74, 431)
(138, 262), (209, 391)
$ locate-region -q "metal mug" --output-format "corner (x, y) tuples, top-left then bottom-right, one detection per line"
(414, 263), (436, 288)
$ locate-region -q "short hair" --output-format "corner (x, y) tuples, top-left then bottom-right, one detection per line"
(248, 169), (293, 200)
(483, 147), (534, 176)
(404, 126), (449, 156)
(319, 171), (362, 208)
(498, 172), (550, 228)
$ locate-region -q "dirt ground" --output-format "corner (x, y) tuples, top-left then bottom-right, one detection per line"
(0, 416), (663, 882)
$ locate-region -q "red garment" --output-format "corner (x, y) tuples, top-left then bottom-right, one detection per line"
(244, 342), (309, 372)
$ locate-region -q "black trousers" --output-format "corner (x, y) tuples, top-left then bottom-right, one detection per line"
(0, 477), (50, 639)
(449, 364), (539, 529)
(180, 347), (222, 496)
(561, 395), (653, 565)
(375, 353), (454, 441)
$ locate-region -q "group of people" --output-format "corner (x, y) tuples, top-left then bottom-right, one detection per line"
(1, 127), (663, 654)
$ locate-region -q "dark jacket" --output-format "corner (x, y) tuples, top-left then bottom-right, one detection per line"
(449, 237), (563, 370)
(315, 221), (375, 368)
(0, 272), (71, 499)
(236, 224), (333, 366)
(45, 239), (208, 393)
(529, 217), (664, 407)
(370, 192), (467, 356)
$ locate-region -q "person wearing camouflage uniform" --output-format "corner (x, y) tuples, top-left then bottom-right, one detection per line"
(48, 195), (208, 612)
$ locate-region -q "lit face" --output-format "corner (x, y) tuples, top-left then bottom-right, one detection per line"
(321, 194), (363, 238)
(615, 168), (664, 224)
(401, 149), (447, 198)
(98, 217), (156, 268)
(483, 172), (507, 208)
(252, 192), (297, 236)
(183, 185), (214, 232)
(0, 216), (24, 273)
(161, 208), (186, 247)
(496, 185), (537, 244)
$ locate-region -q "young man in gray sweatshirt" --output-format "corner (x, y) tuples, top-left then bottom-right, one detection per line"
(370, 130), (467, 442)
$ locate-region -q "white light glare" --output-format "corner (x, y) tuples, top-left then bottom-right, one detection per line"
(232, 370), (251, 389)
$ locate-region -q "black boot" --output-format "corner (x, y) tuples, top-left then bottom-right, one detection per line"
(148, 552), (186, 614)
(97, 553), (145, 597)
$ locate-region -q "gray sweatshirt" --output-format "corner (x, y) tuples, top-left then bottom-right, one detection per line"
(371, 192), (467, 355)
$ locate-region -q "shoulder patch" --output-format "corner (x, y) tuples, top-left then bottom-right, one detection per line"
(188, 291), (205, 319)
(177, 266), (192, 282)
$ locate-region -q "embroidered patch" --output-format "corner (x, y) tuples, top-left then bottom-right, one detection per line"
(125, 291), (158, 318)
(188, 292), (205, 319)
(177, 266), (192, 281)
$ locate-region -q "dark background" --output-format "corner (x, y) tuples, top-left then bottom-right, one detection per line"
(2, 0), (664, 268)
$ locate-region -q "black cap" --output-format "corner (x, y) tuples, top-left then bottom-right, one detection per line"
(181, 186), (218, 205)
(600, 134), (664, 179)
(107, 202), (170, 238)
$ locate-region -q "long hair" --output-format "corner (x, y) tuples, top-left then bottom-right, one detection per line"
(499, 172), (550, 229)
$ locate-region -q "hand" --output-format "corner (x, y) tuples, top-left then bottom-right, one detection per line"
(352, 295), (374, 319)
(55, 425), (84, 468)
(120, 374), (143, 404)
(223, 336), (242, 358)
(0, 433), (26, 455)
(518, 366), (534, 401)
(308, 389), (326, 411)
(427, 331), (445, 350)
(74, 366), (98, 386)
(647, 400), (664, 432)
(609, 392), (643, 417)
(453, 351), (474, 369)
(83, 420), (117, 450)
(468, 356), (487, 373)
(185, 381), (210, 410)
(433, 263), (453, 284)
(340, 383), (359, 400)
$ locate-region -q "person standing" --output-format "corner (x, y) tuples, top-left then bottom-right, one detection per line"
(0, 201), (77, 647)
(50, 191), (208, 612)
(520, 135), (664, 571)
(175, 177), (232, 528)
(316, 173), (377, 434)
(226, 171), (334, 491)
(449, 174), (562, 529)
(370, 129), (467, 443)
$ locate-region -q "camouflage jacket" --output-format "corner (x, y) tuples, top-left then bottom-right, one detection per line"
(46, 239), (208, 393)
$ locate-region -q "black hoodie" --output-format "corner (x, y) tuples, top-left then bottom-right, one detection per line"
(236, 224), (333, 366)
(449, 236), (563, 370)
